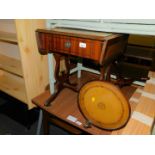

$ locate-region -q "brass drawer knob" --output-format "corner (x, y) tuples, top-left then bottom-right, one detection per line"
(65, 41), (71, 48)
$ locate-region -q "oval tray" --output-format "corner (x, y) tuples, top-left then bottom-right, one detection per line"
(78, 81), (131, 130)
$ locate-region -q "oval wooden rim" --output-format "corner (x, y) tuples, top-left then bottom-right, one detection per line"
(78, 80), (131, 130)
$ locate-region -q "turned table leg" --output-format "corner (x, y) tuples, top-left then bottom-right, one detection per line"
(44, 54), (77, 107)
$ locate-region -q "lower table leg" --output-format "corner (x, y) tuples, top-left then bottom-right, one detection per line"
(43, 111), (50, 135)
(100, 66), (105, 81)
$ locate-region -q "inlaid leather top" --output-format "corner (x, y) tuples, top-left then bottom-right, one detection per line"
(36, 28), (121, 41)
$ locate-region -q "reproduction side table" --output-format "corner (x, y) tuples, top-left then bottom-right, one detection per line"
(36, 28), (128, 106)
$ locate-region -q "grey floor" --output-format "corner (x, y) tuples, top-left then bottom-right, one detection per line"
(0, 91), (69, 135)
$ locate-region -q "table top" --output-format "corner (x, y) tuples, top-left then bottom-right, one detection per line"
(36, 28), (122, 41)
(32, 84), (138, 135)
(32, 88), (111, 135)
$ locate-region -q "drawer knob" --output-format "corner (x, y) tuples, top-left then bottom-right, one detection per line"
(65, 41), (71, 48)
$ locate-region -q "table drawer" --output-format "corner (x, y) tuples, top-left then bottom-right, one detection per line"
(52, 35), (71, 54)
(50, 35), (103, 61)
(0, 69), (27, 103)
(37, 32), (103, 61)
(70, 37), (103, 61)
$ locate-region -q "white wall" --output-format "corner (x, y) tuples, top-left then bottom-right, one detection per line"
(47, 19), (155, 36)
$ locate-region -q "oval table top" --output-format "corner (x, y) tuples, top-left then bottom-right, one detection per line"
(78, 81), (131, 130)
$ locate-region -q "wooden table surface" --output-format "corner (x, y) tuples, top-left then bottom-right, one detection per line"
(33, 88), (112, 135)
(33, 86), (140, 134)
(32, 71), (139, 134)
